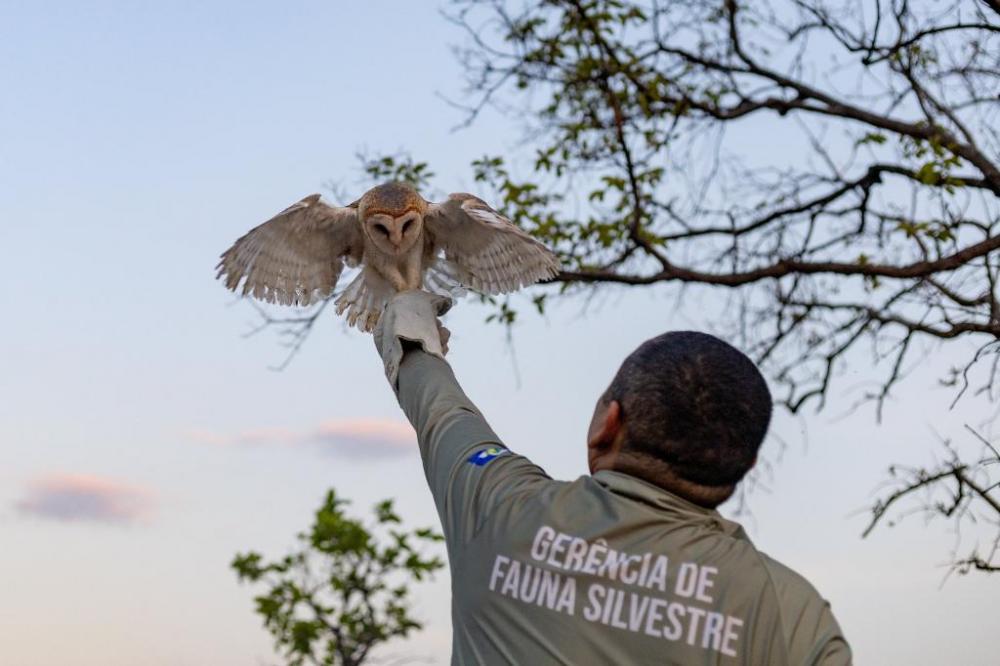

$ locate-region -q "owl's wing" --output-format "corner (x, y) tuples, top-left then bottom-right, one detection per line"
(424, 193), (560, 294)
(216, 194), (363, 306)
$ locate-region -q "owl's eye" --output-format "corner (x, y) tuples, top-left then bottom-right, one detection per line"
(402, 219), (414, 234)
(374, 223), (390, 236)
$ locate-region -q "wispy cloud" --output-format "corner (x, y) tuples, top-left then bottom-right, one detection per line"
(307, 420), (416, 458)
(189, 418), (416, 459)
(16, 473), (155, 526)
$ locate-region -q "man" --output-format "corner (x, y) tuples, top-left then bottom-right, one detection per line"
(374, 291), (851, 665)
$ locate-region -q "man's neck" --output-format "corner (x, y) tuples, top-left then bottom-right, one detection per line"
(607, 453), (736, 508)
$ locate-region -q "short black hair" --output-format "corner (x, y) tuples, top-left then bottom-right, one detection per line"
(607, 331), (772, 487)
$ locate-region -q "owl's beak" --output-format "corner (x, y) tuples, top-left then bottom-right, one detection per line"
(389, 226), (404, 249)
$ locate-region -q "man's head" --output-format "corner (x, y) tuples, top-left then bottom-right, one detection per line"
(587, 331), (772, 508)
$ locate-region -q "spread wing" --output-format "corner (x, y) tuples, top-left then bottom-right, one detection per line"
(216, 194), (363, 306)
(424, 193), (560, 294)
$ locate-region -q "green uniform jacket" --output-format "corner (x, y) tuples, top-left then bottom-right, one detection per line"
(397, 351), (852, 666)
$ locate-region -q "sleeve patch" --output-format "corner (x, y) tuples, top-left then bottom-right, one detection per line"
(467, 446), (509, 467)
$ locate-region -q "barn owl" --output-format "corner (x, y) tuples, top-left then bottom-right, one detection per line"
(217, 181), (560, 331)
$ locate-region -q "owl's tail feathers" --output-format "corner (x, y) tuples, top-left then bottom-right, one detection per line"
(334, 272), (393, 333)
(335, 263), (463, 334)
(424, 260), (468, 300)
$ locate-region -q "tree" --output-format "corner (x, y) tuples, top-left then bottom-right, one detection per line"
(232, 489), (444, 666)
(443, 0), (1000, 416)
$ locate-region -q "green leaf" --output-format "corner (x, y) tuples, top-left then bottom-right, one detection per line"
(855, 132), (887, 147)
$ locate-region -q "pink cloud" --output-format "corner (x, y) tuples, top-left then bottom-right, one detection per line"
(307, 419), (415, 458)
(16, 473), (155, 526)
(188, 418), (416, 459)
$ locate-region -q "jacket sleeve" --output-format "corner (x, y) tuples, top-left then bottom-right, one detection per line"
(807, 605), (852, 666)
(760, 553), (852, 666)
(395, 350), (550, 548)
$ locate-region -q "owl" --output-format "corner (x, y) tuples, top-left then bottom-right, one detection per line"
(217, 181), (561, 331)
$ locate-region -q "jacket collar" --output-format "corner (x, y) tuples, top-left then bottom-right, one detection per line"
(592, 470), (749, 540)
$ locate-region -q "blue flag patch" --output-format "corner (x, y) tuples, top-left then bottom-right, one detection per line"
(467, 446), (509, 467)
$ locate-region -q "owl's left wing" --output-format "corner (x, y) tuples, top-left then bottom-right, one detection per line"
(424, 193), (560, 294)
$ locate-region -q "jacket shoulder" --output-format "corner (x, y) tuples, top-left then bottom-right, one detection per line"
(756, 552), (851, 665)
(758, 552), (825, 604)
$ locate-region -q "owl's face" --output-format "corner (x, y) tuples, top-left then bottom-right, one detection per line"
(363, 211), (424, 256)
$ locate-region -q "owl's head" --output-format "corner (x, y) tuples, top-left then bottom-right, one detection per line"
(357, 182), (427, 255)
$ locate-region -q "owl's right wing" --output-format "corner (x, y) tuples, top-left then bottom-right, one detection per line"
(217, 194), (363, 306)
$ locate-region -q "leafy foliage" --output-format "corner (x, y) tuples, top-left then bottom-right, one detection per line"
(232, 490), (444, 666)
(443, 0), (1000, 416)
(359, 153), (435, 191)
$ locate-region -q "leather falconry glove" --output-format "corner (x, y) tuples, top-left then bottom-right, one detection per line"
(373, 290), (453, 389)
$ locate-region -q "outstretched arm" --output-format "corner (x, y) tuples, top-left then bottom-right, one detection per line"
(374, 291), (549, 548)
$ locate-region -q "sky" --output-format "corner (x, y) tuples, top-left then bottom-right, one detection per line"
(0, 2), (997, 665)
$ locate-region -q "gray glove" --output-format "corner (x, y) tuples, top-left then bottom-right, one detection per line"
(373, 290), (453, 388)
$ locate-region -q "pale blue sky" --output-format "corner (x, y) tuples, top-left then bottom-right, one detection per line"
(0, 2), (997, 665)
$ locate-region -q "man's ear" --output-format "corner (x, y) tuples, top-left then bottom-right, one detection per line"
(587, 400), (624, 473)
(590, 400), (622, 448)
